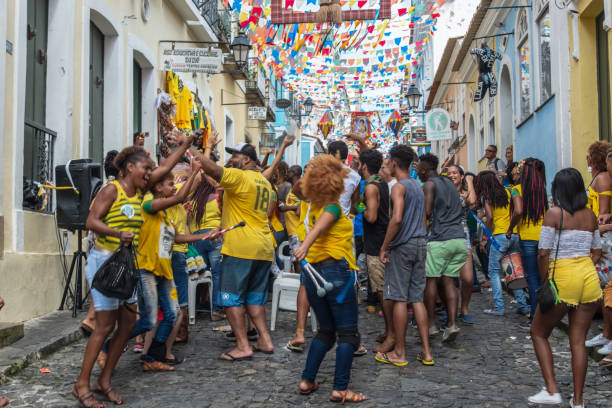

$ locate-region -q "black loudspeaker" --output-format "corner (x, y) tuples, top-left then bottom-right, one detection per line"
(55, 160), (102, 231)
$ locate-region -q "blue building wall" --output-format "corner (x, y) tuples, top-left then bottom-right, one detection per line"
(493, 6), (558, 192)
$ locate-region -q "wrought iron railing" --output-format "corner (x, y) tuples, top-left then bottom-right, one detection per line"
(218, 7), (232, 42)
(260, 132), (276, 152)
(23, 119), (56, 213)
(192, 0), (223, 39)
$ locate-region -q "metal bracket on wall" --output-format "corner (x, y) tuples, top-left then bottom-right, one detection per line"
(485, 4), (532, 10)
(472, 31), (514, 41)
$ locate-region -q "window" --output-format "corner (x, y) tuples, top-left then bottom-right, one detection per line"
(517, 9), (531, 121)
(488, 93), (495, 118)
(478, 101), (484, 129)
(225, 114), (234, 149)
(537, 8), (552, 102)
(479, 129), (485, 158)
(489, 118), (495, 146)
(133, 60), (142, 134)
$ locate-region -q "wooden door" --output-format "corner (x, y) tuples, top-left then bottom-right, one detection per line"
(24, 0), (48, 181)
(89, 22), (104, 164)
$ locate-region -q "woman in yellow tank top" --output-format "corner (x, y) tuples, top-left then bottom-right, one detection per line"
(293, 155), (365, 403)
(74, 137), (191, 407)
(586, 141), (612, 218)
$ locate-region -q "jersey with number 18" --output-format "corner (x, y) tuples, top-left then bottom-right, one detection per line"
(219, 168), (274, 261)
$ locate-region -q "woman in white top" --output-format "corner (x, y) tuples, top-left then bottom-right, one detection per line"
(528, 168), (602, 408)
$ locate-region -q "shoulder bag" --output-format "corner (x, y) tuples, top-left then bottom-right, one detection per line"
(537, 209), (563, 313)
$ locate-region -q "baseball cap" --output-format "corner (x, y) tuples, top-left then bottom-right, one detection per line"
(225, 142), (260, 165)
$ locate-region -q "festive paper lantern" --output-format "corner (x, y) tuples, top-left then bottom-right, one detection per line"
(318, 111), (335, 139)
(387, 109), (403, 138)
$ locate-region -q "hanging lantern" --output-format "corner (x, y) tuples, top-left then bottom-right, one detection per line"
(318, 111), (335, 139)
(387, 110), (403, 138)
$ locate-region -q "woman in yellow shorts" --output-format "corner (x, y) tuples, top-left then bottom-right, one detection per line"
(528, 168), (602, 408)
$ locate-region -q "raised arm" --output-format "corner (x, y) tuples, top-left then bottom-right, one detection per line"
(148, 131), (191, 187)
(148, 165), (200, 213)
(262, 135), (295, 181)
(192, 130), (223, 182)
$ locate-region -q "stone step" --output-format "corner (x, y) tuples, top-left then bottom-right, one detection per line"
(0, 323), (24, 348)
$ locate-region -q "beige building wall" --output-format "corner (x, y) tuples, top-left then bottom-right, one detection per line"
(0, 0), (263, 322)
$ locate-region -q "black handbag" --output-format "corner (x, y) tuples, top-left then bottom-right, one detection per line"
(92, 245), (139, 300)
(537, 209), (563, 313)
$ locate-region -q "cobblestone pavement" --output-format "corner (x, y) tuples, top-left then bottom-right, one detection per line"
(2, 285), (611, 407)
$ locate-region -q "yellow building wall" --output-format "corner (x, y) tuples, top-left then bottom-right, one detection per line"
(570, 0), (609, 183)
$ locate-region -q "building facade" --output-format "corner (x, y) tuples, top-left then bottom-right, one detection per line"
(0, 0), (278, 322)
(428, 0), (572, 186)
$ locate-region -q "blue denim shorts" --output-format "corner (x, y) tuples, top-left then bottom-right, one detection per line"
(218, 255), (271, 307)
(85, 248), (138, 311)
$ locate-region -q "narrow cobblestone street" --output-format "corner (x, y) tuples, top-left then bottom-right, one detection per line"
(1, 285), (610, 407)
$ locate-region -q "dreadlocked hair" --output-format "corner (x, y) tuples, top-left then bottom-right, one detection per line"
(475, 170), (509, 209)
(520, 158), (548, 225)
(302, 155), (349, 208)
(188, 175), (217, 228)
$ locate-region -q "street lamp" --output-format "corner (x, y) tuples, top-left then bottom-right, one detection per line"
(406, 84), (422, 111)
(231, 31), (251, 67)
(304, 98), (314, 116)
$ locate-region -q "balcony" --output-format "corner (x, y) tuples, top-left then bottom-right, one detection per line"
(23, 119), (56, 213)
(245, 59), (266, 107)
(168, 0), (218, 42)
(259, 132), (276, 154)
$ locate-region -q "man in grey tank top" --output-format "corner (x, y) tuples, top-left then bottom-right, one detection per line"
(377, 145), (433, 367)
(417, 153), (467, 344)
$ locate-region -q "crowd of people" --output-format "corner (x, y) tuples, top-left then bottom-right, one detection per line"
(70, 128), (611, 408)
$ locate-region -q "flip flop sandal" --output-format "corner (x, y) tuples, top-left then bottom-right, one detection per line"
(375, 352), (408, 367)
(219, 352), (253, 362)
(416, 353), (435, 366)
(286, 341), (305, 353)
(92, 384), (124, 405)
(72, 386), (104, 408)
(164, 355), (184, 365)
(329, 389), (367, 403)
(598, 357), (612, 367)
(251, 345), (274, 354)
(80, 324), (93, 338)
(297, 381), (319, 395)
(353, 345), (367, 356)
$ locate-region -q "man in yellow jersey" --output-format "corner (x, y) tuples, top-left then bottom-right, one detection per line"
(192, 131), (275, 360)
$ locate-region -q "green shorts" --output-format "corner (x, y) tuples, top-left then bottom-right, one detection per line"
(426, 238), (468, 278)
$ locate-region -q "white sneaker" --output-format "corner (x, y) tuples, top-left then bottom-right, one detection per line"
(569, 394), (585, 408)
(585, 333), (611, 347)
(527, 387), (563, 405)
(596, 340), (612, 355)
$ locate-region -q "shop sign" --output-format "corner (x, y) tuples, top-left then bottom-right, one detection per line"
(425, 109), (453, 141)
(248, 106), (267, 120)
(162, 48), (222, 74)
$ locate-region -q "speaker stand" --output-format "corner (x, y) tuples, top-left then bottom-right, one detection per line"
(59, 230), (87, 318)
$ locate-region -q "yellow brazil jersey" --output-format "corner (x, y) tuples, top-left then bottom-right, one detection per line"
(512, 185), (544, 241)
(95, 180), (144, 251)
(586, 186), (612, 217)
(491, 189), (514, 236)
(297, 200), (309, 242)
(174, 86), (193, 130)
(285, 190), (301, 237)
(269, 190), (284, 233)
(305, 203), (357, 270)
(137, 195), (175, 280)
(167, 183), (188, 253)
(166, 71), (179, 104)
(189, 197), (221, 233)
(219, 168), (274, 261)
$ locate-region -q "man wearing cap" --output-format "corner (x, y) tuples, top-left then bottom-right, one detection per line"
(192, 131), (275, 360)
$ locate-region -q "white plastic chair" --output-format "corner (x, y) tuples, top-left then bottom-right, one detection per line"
(188, 269), (213, 325)
(270, 272), (317, 332)
(277, 241), (292, 274)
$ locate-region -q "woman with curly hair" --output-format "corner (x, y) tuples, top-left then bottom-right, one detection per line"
(474, 171), (529, 317)
(508, 159), (548, 330)
(586, 141), (612, 218)
(294, 154), (366, 403)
